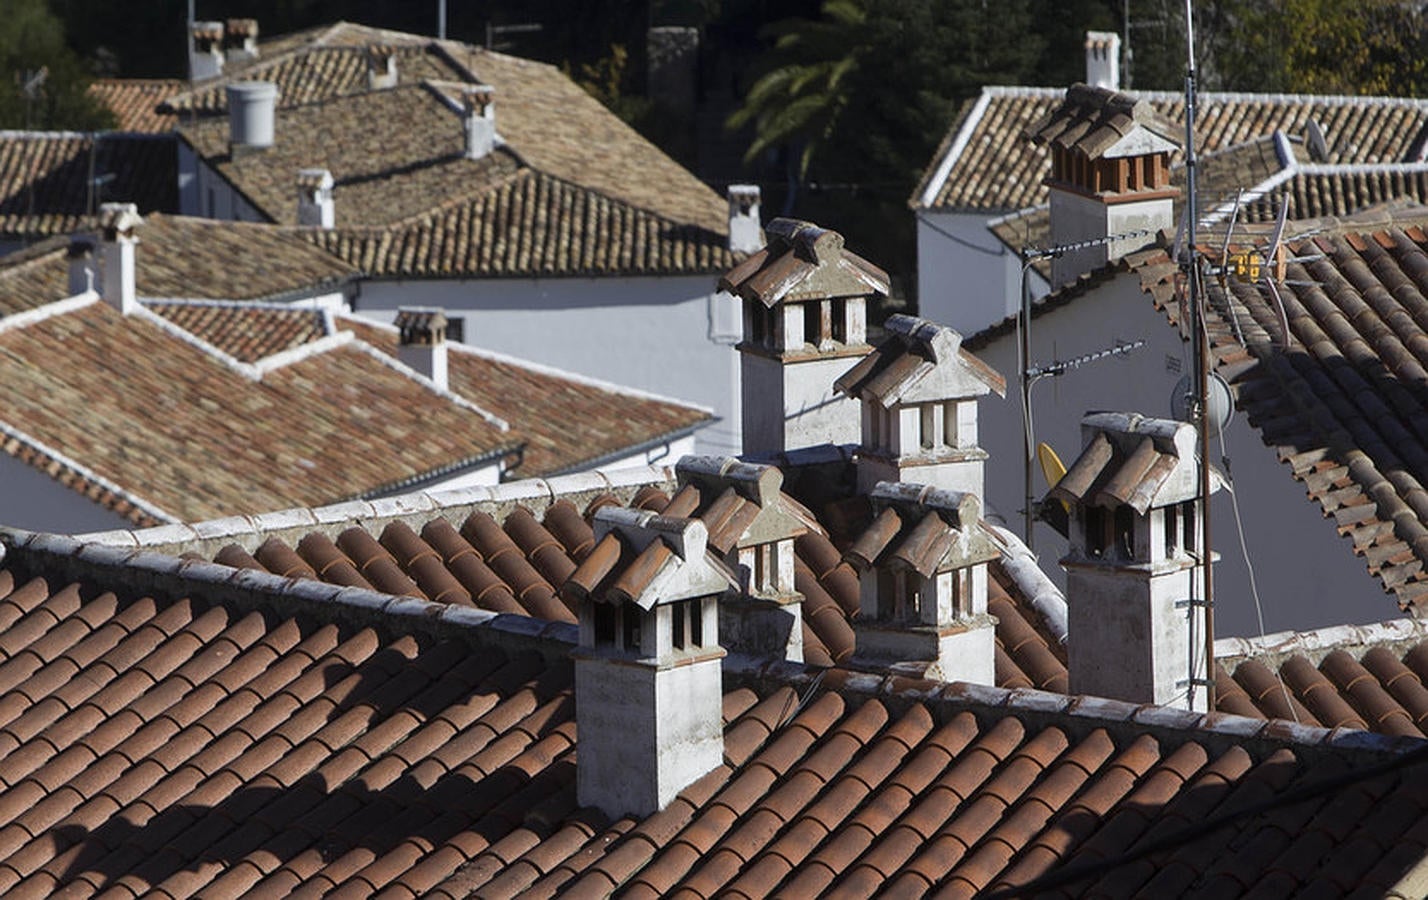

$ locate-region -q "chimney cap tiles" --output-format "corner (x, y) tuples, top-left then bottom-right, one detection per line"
(1048, 412), (1216, 514)
(718, 216), (888, 307)
(836, 313), (1007, 407)
(394, 306), (448, 345)
(1027, 83), (1179, 160)
(570, 506), (735, 610)
(97, 202), (143, 240)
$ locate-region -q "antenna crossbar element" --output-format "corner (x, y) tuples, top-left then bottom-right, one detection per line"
(1026, 339), (1145, 378)
(1024, 226), (1160, 260)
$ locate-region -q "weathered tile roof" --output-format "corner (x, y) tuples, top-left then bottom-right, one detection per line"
(306, 169), (735, 279)
(6, 520), (1428, 897)
(171, 22), (730, 271)
(0, 132), (176, 241)
(0, 298), (516, 525)
(336, 315), (714, 477)
(86, 79), (183, 133)
(914, 86), (1428, 213)
(147, 301), (329, 362)
(1125, 217), (1428, 615)
(0, 214), (360, 306)
(719, 217), (888, 306)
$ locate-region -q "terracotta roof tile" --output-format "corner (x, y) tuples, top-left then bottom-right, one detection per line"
(0, 133), (176, 241)
(917, 87), (1428, 213)
(86, 80), (184, 133)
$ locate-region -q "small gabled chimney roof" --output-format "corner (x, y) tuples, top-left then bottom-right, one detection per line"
(1085, 30), (1120, 90)
(296, 167), (334, 228)
(1027, 83), (1179, 160)
(224, 18), (260, 64)
(718, 217), (888, 307)
(395, 306), (449, 391)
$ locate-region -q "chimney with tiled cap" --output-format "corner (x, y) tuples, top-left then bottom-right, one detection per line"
(67, 236), (97, 297)
(843, 481), (1001, 683)
(227, 81), (278, 152)
(97, 203), (142, 315)
(727, 184), (762, 254)
(296, 168), (334, 229)
(462, 85), (496, 160)
(367, 45), (398, 90)
(565, 507), (733, 817)
(224, 18), (260, 66)
(720, 217), (884, 459)
(1048, 412), (1220, 711)
(395, 307), (449, 390)
(1085, 31), (1120, 90)
(836, 314), (1006, 497)
(675, 455), (810, 662)
(1028, 83), (1179, 289)
(189, 21), (225, 81)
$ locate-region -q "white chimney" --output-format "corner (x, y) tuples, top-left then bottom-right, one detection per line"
(1085, 31), (1120, 90)
(97, 203), (142, 315)
(395, 307), (449, 390)
(368, 45), (398, 90)
(189, 21), (225, 81)
(727, 184), (762, 254)
(67, 237), (97, 297)
(1050, 413), (1218, 711)
(227, 81), (278, 151)
(296, 168), (334, 228)
(720, 218), (882, 459)
(224, 18), (260, 65)
(844, 482), (1001, 684)
(566, 508), (731, 817)
(462, 86), (496, 160)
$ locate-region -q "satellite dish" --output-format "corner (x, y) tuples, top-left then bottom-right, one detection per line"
(1171, 372), (1234, 437)
(1305, 120), (1329, 162)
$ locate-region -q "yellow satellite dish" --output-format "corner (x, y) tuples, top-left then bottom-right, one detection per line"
(1037, 441), (1067, 490)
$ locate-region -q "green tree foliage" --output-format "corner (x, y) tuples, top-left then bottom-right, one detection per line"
(0, 0), (113, 130)
(1204, 0), (1427, 94)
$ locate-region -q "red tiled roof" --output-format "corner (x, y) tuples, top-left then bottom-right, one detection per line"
(170, 22), (730, 275)
(0, 529), (1425, 897)
(914, 86), (1428, 213)
(1128, 218), (1428, 615)
(337, 315), (714, 477)
(0, 299), (515, 523)
(86, 79), (183, 133)
(147, 302), (328, 362)
(0, 133), (177, 241)
(307, 169), (734, 279)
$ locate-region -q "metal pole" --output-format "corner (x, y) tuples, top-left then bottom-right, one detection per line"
(438, 0), (447, 40)
(1183, 0), (1215, 712)
(1021, 249), (1035, 551)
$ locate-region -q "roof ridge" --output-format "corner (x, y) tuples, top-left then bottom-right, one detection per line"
(0, 421), (176, 524)
(251, 329), (354, 375)
(345, 339), (510, 431)
(335, 312), (715, 414)
(0, 292), (100, 335)
(1216, 616), (1428, 666)
(75, 464), (678, 549)
(131, 304), (263, 380)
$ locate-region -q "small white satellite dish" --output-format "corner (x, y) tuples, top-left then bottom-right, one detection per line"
(1171, 372), (1234, 437)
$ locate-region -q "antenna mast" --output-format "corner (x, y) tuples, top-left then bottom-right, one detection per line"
(1182, 0), (1216, 712)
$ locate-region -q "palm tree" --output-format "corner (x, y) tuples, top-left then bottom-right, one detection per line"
(725, 0), (867, 184)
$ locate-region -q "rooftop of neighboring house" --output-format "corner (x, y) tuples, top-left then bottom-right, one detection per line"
(0, 131), (176, 242)
(0, 214), (360, 314)
(989, 129), (1428, 260)
(0, 251), (711, 527)
(912, 85), (1428, 215)
(86, 79), (184, 133)
(971, 205), (1428, 623)
(158, 20), (733, 277)
(10, 463), (1427, 897)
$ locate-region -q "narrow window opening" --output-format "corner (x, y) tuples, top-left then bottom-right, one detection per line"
(1086, 507), (1109, 558)
(1164, 505), (1178, 557)
(1182, 500), (1196, 553)
(1114, 506), (1135, 559)
(621, 606), (641, 653)
(803, 301), (820, 347)
(920, 405), (935, 450)
(672, 601), (686, 649)
(831, 298), (847, 343)
(943, 401), (958, 447)
(593, 603), (616, 646)
(690, 598), (704, 647)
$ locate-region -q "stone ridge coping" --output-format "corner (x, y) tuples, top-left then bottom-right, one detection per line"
(723, 655), (1427, 764)
(1215, 616), (1428, 669)
(0, 528), (580, 662)
(76, 464), (679, 558)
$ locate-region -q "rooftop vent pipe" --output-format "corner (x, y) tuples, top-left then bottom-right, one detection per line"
(227, 81), (279, 151)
